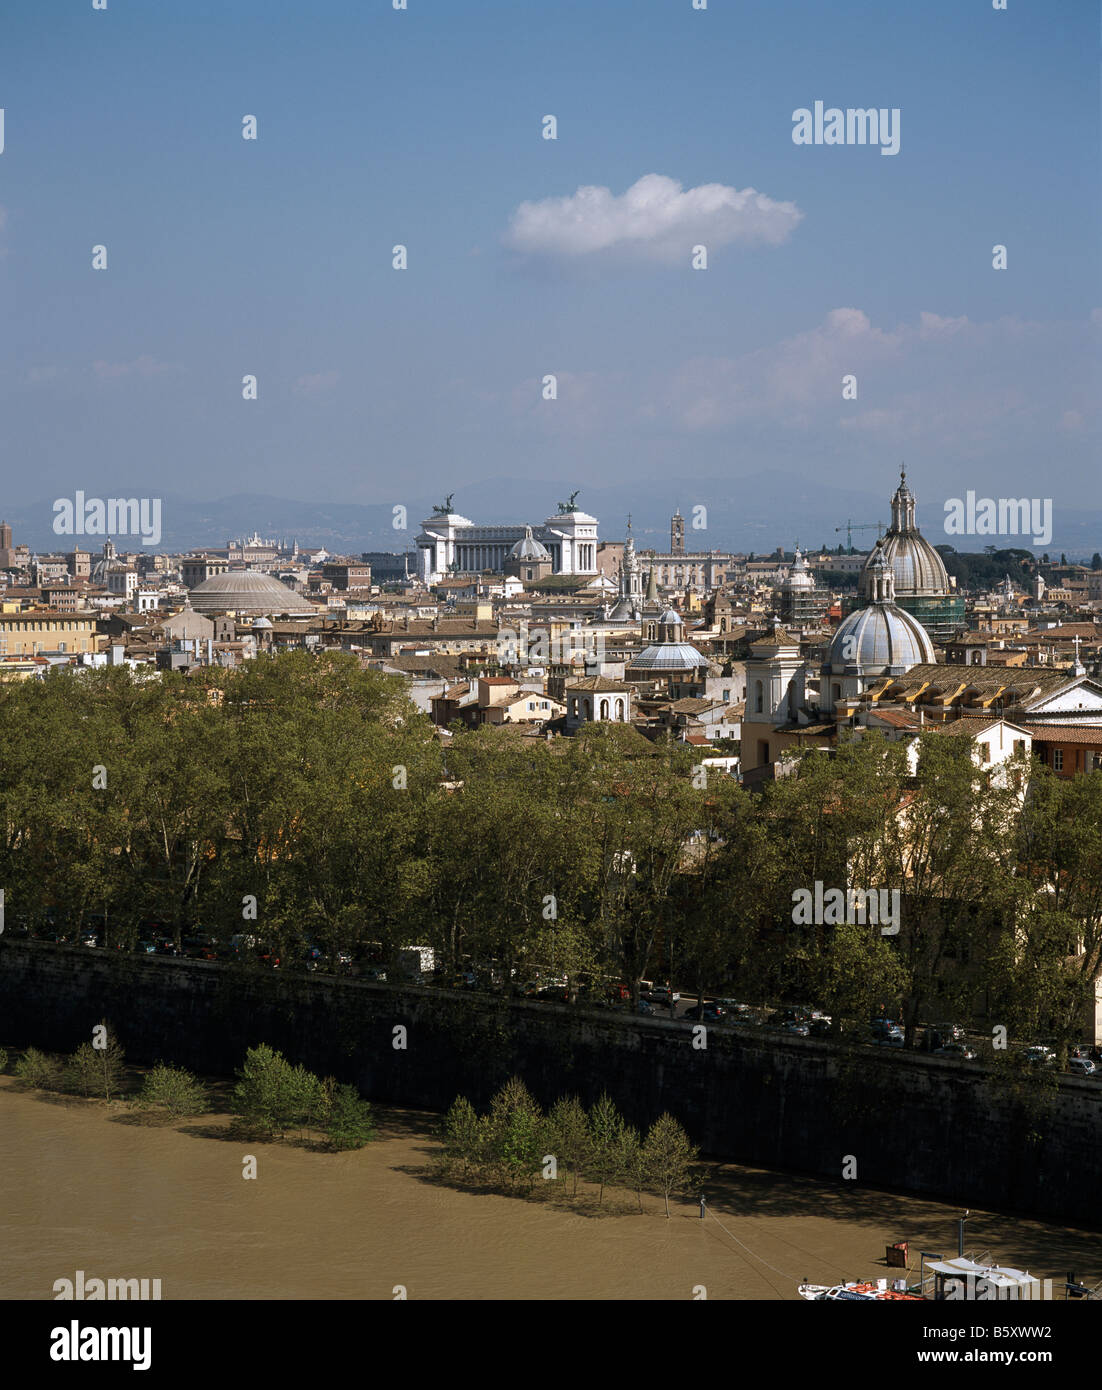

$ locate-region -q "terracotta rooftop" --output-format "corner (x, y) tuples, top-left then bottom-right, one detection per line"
(565, 676), (633, 693)
(866, 709), (924, 730)
(1018, 724), (1102, 746)
(748, 626), (800, 647)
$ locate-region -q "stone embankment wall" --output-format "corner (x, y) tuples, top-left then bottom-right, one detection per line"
(2, 941), (1098, 1225)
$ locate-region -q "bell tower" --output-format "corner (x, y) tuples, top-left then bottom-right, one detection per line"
(671, 508), (684, 555)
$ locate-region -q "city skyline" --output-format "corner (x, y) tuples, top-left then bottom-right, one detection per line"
(3, 469), (1101, 558)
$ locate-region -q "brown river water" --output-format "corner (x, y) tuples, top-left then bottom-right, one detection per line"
(2, 1079), (1099, 1300)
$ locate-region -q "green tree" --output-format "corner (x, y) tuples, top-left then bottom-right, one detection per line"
(321, 1082), (377, 1151)
(990, 769), (1102, 1064)
(586, 1092), (630, 1206)
(64, 1023), (126, 1100)
(879, 734), (1023, 1046)
(485, 1076), (544, 1190)
(440, 1095), (484, 1178)
(136, 1063), (210, 1117)
(642, 1113), (698, 1218)
(231, 1044), (326, 1140)
(546, 1095), (591, 1198)
(814, 921), (908, 1036)
(13, 1047), (62, 1090)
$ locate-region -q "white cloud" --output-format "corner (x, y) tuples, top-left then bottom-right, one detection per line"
(917, 311), (970, 339)
(665, 307), (906, 426)
(504, 173), (802, 263)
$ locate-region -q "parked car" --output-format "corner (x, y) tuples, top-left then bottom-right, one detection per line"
(808, 1018), (834, 1038)
(934, 1043), (978, 1061)
(647, 987), (681, 1006)
(1067, 1057), (1096, 1077)
(715, 999), (755, 1020)
(636, 999), (656, 1016)
(683, 1003), (727, 1023)
(768, 1007), (811, 1026)
(780, 1020), (810, 1037)
(1021, 1045), (1056, 1067)
(871, 1019), (905, 1046)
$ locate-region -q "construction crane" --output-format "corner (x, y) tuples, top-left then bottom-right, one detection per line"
(835, 520), (885, 553)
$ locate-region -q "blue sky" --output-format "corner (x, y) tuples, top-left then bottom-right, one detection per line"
(1, 0), (1098, 539)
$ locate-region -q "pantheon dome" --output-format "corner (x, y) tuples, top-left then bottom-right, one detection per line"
(188, 569), (316, 616)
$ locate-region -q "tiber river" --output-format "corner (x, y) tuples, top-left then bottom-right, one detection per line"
(2, 1081), (1098, 1301)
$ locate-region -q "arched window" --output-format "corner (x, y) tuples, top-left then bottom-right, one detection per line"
(614, 699), (624, 719)
(599, 699), (609, 719)
(755, 680), (764, 714)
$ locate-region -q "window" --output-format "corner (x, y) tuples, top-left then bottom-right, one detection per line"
(754, 680), (764, 714)
(1014, 740), (1026, 755)
(528, 701), (536, 711)
(1093, 753), (1102, 772)
(980, 743), (991, 763)
(540, 700), (548, 709)
(1053, 748), (1064, 771)
(723, 689), (731, 701)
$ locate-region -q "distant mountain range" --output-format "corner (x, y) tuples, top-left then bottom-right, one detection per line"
(7, 476), (1101, 560)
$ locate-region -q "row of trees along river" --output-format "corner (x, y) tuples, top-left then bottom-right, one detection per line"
(1, 651), (1100, 1062)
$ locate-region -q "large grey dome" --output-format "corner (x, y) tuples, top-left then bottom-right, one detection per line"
(626, 642), (708, 674)
(826, 603), (935, 674)
(875, 531), (949, 597)
(627, 603), (706, 673)
(862, 470), (949, 598)
(189, 569), (316, 615)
